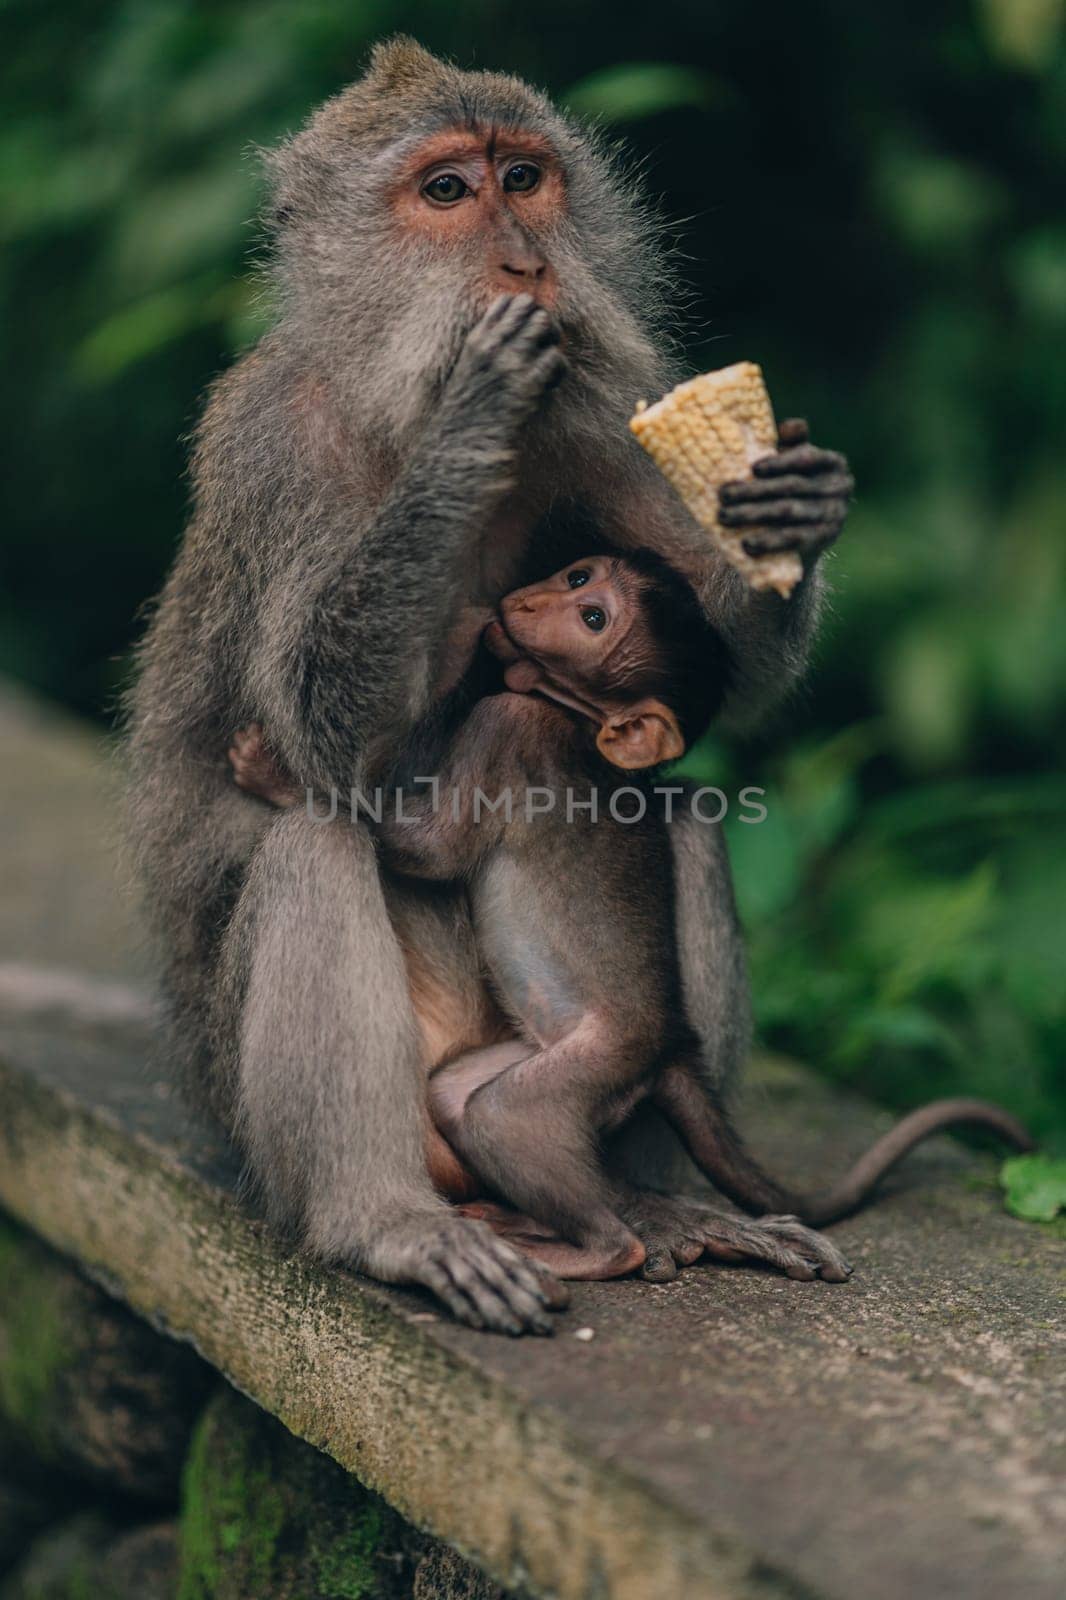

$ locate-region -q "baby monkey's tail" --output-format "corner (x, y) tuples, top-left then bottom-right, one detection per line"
(655, 1067), (1035, 1227)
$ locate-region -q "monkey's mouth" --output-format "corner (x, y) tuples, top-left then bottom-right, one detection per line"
(483, 614), (524, 663)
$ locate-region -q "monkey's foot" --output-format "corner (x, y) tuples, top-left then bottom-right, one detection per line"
(619, 1192), (852, 1284)
(369, 1214), (568, 1335)
(458, 1200), (647, 1281)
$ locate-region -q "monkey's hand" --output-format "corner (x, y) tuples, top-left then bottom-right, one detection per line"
(363, 1213), (568, 1335)
(717, 419), (853, 571)
(619, 1191), (852, 1283)
(441, 293), (567, 445)
(228, 724), (301, 808)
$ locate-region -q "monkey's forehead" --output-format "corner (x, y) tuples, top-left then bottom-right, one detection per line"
(304, 55), (579, 169)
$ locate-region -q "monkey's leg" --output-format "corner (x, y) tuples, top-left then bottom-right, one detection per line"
(430, 1042), (640, 1279)
(219, 807), (565, 1334)
(610, 802), (850, 1283)
(430, 1034), (647, 1280)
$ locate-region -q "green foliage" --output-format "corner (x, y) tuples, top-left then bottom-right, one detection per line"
(2, 2), (1064, 1140)
(564, 63), (725, 121)
(1000, 1154), (1066, 1221)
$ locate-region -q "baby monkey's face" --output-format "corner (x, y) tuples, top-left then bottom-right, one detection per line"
(483, 557), (685, 770)
(484, 557), (637, 694)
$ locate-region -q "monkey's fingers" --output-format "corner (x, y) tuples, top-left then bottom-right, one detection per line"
(720, 497), (845, 529)
(776, 417), (810, 447)
(740, 525), (841, 560)
(744, 1216), (853, 1283)
(478, 291), (560, 352)
(753, 442), (849, 478)
(480, 289), (545, 330)
(400, 1217), (564, 1334)
(631, 1201), (852, 1283)
(641, 1235), (705, 1282)
(620, 1191), (707, 1281)
(442, 1258), (547, 1336)
(458, 1202), (574, 1301)
(433, 1247), (552, 1336)
(463, 1237), (566, 1330)
(719, 471), (854, 506)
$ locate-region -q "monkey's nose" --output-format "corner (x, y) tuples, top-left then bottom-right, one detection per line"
(501, 258), (546, 281)
(504, 593), (543, 616)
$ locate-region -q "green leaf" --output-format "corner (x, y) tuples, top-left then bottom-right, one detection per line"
(1000, 1153), (1066, 1221)
(74, 274), (230, 381)
(978, 0), (1064, 71)
(564, 64), (723, 122)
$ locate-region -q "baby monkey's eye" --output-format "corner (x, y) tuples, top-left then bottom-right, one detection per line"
(503, 163), (541, 193)
(581, 607), (607, 632)
(423, 173), (469, 204)
(567, 568), (591, 588)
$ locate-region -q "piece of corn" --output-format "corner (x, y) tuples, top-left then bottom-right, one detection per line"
(629, 362), (801, 599)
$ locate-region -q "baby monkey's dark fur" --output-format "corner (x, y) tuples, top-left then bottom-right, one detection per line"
(232, 555), (1030, 1282)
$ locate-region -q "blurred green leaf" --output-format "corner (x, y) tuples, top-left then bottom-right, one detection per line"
(978, 0), (1064, 71)
(1009, 227), (1066, 324)
(107, 164), (259, 289)
(75, 275), (227, 381)
(1000, 1153), (1066, 1221)
(564, 63), (724, 121)
(877, 144), (1004, 255)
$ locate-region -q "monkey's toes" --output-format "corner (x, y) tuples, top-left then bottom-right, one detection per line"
(417, 1220), (565, 1334)
(751, 1216), (853, 1283)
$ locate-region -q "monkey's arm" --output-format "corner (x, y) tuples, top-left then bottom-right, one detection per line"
(244, 297), (564, 792)
(607, 420), (851, 727)
(710, 418), (851, 724)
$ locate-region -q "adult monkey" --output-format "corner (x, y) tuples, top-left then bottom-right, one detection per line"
(127, 39), (854, 1332)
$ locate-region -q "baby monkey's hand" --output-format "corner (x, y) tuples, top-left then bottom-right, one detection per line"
(228, 724), (299, 808)
(718, 418), (853, 568)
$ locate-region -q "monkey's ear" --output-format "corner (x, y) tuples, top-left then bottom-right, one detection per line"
(596, 700), (685, 770)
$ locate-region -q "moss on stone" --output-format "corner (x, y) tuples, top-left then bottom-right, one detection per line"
(0, 1213), (211, 1499)
(0, 1217), (71, 1456)
(178, 1388), (414, 1599)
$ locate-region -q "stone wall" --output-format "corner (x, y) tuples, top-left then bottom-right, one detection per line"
(0, 1217), (504, 1600)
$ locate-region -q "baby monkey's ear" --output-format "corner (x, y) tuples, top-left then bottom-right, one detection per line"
(596, 699), (685, 770)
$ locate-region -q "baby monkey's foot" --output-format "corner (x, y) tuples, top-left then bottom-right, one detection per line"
(620, 1191), (852, 1284)
(228, 724), (300, 808)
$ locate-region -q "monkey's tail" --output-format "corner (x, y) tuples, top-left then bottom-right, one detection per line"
(796, 1098), (1036, 1226)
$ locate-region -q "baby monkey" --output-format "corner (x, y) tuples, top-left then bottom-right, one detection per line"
(231, 553), (1031, 1282)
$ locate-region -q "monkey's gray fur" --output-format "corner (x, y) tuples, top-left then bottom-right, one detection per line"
(125, 38), (837, 1331)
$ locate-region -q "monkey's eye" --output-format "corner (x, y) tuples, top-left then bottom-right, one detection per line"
(503, 163), (541, 194)
(581, 607), (607, 632)
(423, 173), (469, 205)
(567, 568), (591, 588)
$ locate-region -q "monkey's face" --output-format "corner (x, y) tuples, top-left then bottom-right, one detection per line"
(486, 557), (687, 769)
(486, 558), (641, 695)
(268, 42), (674, 462)
(390, 131), (564, 313)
